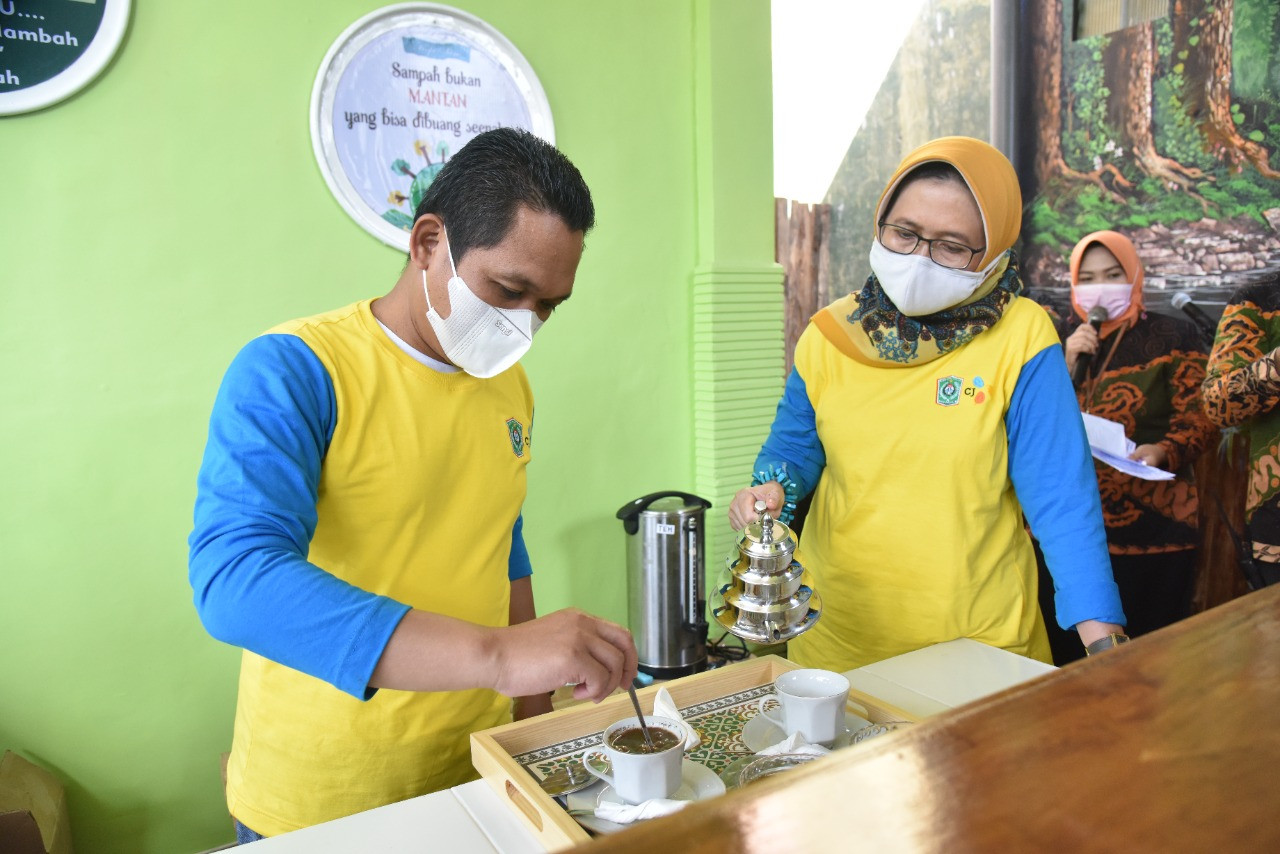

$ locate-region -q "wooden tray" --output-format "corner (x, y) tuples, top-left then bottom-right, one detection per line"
(470, 655), (920, 850)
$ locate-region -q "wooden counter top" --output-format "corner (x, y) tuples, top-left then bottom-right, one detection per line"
(585, 584), (1280, 852)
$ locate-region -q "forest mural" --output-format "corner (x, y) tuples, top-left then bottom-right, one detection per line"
(822, 0), (990, 305)
(819, 0), (1279, 318)
(1022, 0), (1280, 316)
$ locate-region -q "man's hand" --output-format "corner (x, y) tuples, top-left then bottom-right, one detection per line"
(487, 608), (637, 703)
(368, 607), (636, 701)
(728, 481), (784, 531)
(1129, 444), (1168, 468)
(1064, 323), (1099, 374)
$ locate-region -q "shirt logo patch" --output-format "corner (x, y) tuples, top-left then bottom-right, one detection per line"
(506, 418), (526, 458)
(936, 376), (962, 407)
(936, 376), (987, 406)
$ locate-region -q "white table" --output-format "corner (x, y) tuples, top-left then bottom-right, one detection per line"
(240, 640), (1055, 852)
(236, 780), (542, 854)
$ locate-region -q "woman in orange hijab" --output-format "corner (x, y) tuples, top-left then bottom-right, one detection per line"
(1040, 230), (1215, 664)
(727, 138), (1127, 669)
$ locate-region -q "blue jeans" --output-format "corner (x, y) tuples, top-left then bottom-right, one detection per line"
(234, 819), (265, 845)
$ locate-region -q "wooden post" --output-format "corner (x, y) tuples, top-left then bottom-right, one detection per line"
(1191, 430), (1253, 612)
(775, 198), (831, 375)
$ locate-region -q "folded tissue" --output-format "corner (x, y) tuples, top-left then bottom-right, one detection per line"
(595, 798), (689, 824)
(652, 686), (701, 750)
(755, 731), (831, 757)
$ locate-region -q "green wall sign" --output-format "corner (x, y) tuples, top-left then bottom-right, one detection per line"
(0, 0), (130, 116)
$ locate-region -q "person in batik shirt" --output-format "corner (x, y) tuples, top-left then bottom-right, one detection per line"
(1039, 230), (1215, 664)
(1201, 280), (1280, 589)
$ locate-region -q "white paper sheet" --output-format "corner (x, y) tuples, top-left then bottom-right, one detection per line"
(1081, 413), (1175, 480)
(1090, 448), (1176, 480)
(1081, 413), (1134, 457)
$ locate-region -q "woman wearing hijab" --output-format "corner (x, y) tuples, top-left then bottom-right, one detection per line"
(1041, 231), (1214, 663)
(729, 137), (1126, 669)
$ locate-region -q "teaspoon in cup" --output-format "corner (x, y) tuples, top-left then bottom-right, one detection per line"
(625, 681), (657, 751)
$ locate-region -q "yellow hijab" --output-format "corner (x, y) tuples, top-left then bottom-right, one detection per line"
(1068, 230), (1145, 338)
(816, 137), (1025, 366)
(874, 136), (1023, 270)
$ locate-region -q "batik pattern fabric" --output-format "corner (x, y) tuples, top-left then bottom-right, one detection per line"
(1201, 282), (1280, 547)
(1059, 311), (1215, 555)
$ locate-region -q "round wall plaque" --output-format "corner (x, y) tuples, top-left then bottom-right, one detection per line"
(0, 0), (131, 116)
(310, 3), (555, 250)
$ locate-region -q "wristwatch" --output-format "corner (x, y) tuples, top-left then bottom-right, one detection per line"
(1084, 632), (1130, 656)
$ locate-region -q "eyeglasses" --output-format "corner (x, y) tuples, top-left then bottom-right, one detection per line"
(877, 222), (984, 270)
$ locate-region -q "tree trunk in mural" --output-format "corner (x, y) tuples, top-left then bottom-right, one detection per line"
(1184, 0), (1280, 178)
(1112, 22), (1207, 201)
(1029, 0), (1123, 201)
(1029, 0), (1064, 193)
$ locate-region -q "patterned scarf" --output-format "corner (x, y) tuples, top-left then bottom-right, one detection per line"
(829, 251), (1025, 366)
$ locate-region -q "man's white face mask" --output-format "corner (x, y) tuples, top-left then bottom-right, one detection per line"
(422, 233), (542, 378)
(868, 240), (1003, 317)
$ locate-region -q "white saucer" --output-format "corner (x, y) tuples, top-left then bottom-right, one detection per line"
(596, 759), (725, 807)
(566, 759), (725, 834)
(740, 710), (872, 753)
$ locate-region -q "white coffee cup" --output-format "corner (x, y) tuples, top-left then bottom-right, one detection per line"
(756, 669), (851, 744)
(582, 715), (686, 804)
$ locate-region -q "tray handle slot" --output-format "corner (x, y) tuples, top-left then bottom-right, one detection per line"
(504, 779), (544, 831)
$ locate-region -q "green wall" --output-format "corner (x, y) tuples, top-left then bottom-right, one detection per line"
(0, 2), (777, 852)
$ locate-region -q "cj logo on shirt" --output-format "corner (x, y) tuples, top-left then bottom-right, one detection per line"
(506, 417), (529, 458)
(935, 376), (987, 407)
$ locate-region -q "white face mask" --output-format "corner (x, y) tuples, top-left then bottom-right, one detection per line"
(869, 240), (1001, 317)
(1074, 283), (1133, 321)
(422, 235), (542, 379)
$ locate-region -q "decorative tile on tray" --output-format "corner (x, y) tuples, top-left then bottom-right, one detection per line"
(515, 684), (774, 781)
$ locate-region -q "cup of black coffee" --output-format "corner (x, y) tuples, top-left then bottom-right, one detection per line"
(582, 715), (686, 803)
(607, 725), (683, 754)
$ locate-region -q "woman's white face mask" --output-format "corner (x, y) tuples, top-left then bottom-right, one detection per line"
(869, 240), (1002, 317)
(1073, 283), (1134, 321)
(422, 234), (542, 379)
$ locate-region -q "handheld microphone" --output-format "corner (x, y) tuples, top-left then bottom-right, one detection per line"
(1071, 305), (1109, 387)
(1170, 292), (1218, 345)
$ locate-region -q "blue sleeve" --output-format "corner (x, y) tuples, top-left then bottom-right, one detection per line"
(1008, 344), (1126, 629)
(508, 514), (532, 581)
(752, 367), (827, 498)
(188, 334), (411, 700)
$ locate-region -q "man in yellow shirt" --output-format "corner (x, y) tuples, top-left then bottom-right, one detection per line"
(189, 129), (637, 841)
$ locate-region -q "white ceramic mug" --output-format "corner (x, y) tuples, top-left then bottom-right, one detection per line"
(582, 716), (685, 804)
(756, 669), (851, 744)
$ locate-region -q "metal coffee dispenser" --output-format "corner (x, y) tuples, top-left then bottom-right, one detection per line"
(710, 500), (822, 643)
(616, 491), (712, 678)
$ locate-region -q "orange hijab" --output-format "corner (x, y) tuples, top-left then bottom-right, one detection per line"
(1068, 230), (1144, 337)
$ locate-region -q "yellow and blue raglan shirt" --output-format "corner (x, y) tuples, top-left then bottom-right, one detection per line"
(759, 297), (1124, 669)
(188, 299), (534, 836)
